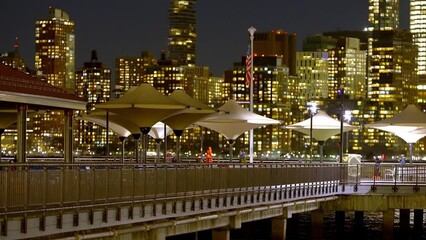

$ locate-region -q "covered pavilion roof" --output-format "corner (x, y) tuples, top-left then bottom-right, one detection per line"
(0, 63), (86, 110)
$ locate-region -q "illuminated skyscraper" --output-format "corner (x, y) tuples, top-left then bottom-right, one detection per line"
(300, 34), (367, 155)
(296, 51), (329, 102)
(32, 8), (75, 155)
(253, 30), (297, 75)
(368, 30), (417, 106)
(328, 37), (366, 100)
(368, 0), (399, 31)
(168, 0), (196, 66)
(35, 7), (75, 92)
(75, 51), (112, 155)
(410, 0), (426, 76)
(224, 56), (292, 155)
(410, 0), (426, 120)
(0, 37), (26, 72)
(75, 50), (111, 110)
(115, 51), (157, 93)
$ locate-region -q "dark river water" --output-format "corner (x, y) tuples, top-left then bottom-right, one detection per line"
(168, 211), (425, 240)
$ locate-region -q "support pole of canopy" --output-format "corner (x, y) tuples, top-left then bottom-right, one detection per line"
(318, 141), (325, 163)
(174, 130), (184, 163)
(64, 110), (73, 163)
(0, 129), (4, 162)
(140, 127), (151, 163)
(228, 139), (235, 161)
(248, 26), (256, 164)
(339, 87), (344, 163)
(164, 124), (167, 162)
(105, 111), (109, 160)
(409, 143), (413, 164)
(155, 139), (161, 163)
(132, 133), (140, 163)
(200, 126), (204, 162)
(119, 136), (126, 163)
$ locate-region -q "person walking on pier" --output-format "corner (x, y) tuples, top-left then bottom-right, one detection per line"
(374, 156), (382, 180)
(205, 147), (213, 163)
(400, 154), (406, 166)
(239, 149), (247, 163)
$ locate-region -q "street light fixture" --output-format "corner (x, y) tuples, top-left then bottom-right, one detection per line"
(307, 101), (318, 159)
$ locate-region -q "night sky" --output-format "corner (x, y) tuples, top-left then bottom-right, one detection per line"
(0, 1), (410, 76)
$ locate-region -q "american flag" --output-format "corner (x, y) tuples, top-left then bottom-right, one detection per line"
(245, 44), (252, 87)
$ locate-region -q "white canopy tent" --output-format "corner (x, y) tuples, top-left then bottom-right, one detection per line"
(162, 90), (217, 161)
(79, 110), (142, 162)
(148, 122), (173, 163)
(286, 110), (357, 161)
(365, 104), (426, 163)
(195, 99), (280, 161)
(95, 83), (187, 162)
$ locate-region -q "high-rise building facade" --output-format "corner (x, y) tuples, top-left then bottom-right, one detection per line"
(410, 0), (426, 76)
(253, 30), (297, 75)
(368, 30), (418, 106)
(300, 34), (368, 156)
(0, 37), (26, 72)
(168, 0), (196, 66)
(75, 51), (112, 155)
(224, 56), (292, 156)
(32, 8), (75, 155)
(75, 50), (111, 110)
(410, 0), (426, 120)
(35, 7), (75, 92)
(296, 52), (329, 102)
(328, 37), (366, 100)
(368, 0), (399, 31)
(115, 51), (157, 93)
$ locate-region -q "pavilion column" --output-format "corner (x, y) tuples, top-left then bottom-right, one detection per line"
(64, 109), (74, 163)
(17, 104), (27, 163)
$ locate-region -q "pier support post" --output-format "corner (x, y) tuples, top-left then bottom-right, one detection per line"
(399, 209), (410, 234)
(311, 209), (324, 240)
(414, 209), (423, 238)
(382, 210), (394, 240)
(335, 211), (345, 234)
(212, 227), (230, 240)
(354, 211), (364, 229)
(271, 217), (287, 240)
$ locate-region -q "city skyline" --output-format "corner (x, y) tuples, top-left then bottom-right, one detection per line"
(0, 1), (410, 76)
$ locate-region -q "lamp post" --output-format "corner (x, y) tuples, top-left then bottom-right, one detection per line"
(307, 101), (318, 159)
(344, 110), (352, 153)
(248, 26), (256, 164)
(338, 86), (344, 163)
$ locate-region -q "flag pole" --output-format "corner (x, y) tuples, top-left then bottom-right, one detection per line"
(248, 26), (256, 164)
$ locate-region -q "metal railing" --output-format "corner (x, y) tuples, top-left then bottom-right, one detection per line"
(2, 162), (426, 216)
(0, 162), (342, 215)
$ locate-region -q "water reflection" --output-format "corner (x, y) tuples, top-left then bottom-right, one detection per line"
(168, 210), (426, 239)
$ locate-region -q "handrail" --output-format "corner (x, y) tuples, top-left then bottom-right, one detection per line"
(1, 162), (426, 217)
(0, 163), (342, 215)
